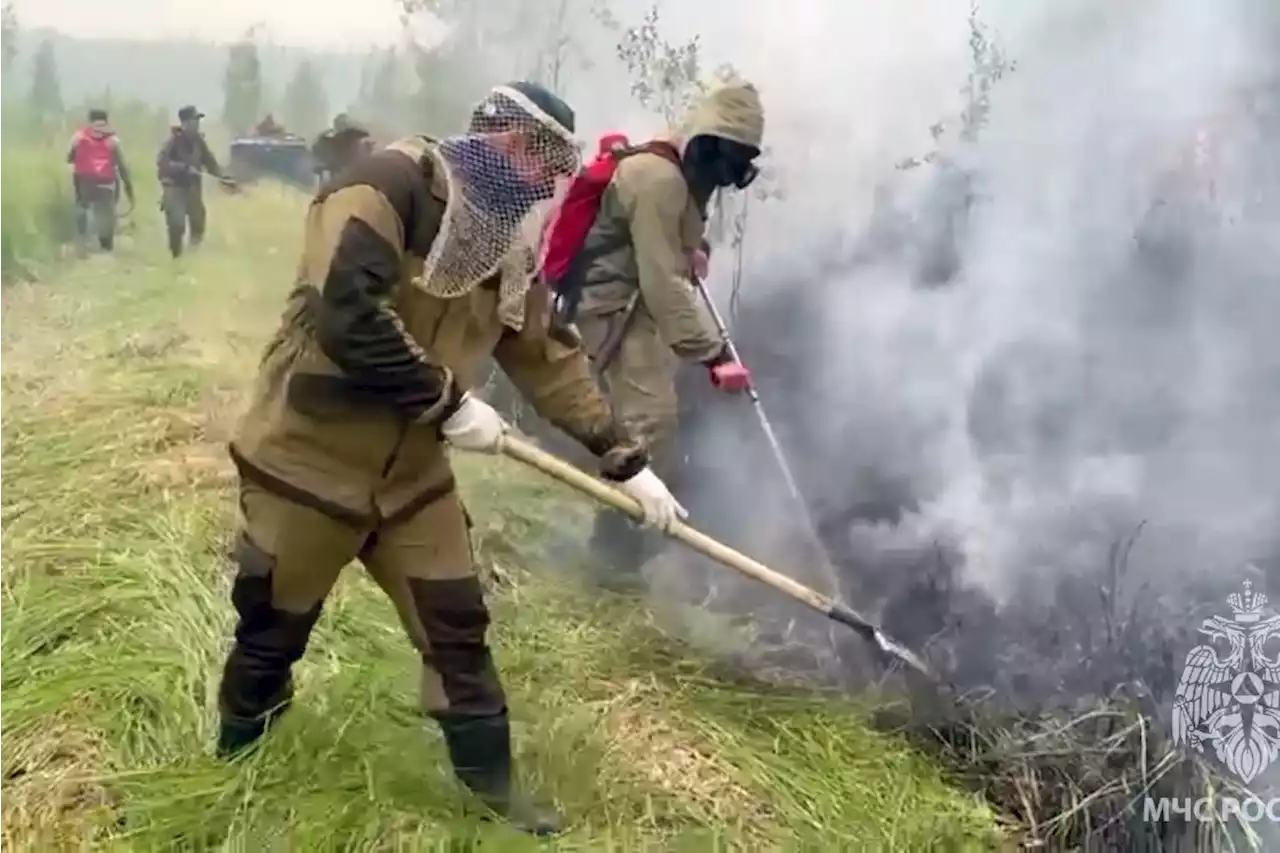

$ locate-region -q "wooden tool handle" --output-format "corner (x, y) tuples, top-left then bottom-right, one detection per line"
(499, 434), (834, 616)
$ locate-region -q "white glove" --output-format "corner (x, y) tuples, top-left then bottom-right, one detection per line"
(440, 393), (507, 453)
(616, 466), (688, 531)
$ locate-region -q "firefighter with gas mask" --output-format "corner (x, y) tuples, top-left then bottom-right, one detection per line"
(564, 81), (764, 586)
(216, 81), (685, 835)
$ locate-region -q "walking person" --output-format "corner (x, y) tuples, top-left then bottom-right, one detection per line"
(67, 108), (135, 254)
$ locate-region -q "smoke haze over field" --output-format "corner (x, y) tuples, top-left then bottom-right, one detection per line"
(12, 0), (404, 47)
(659, 0), (1280, 611)
(23, 0), (1277, 677)
(538, 21), (1280, 832)
(14, 0), (1280, 842)
(350, 0), (1280, 680)
(643, 7), (1280, 841)
(25, 0), (1280, 712)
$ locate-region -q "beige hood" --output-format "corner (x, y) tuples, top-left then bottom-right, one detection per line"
(679, 80), (765, 152)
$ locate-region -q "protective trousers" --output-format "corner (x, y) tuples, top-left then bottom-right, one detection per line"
(73, 178), (117, 251)
(215, 479), (563, 834)
(161, 183), (207, 258)
(578, 309), (682, 584)
(216, 479), (505, 740)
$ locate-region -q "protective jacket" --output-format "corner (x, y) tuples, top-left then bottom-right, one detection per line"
(157, 128), (223, 186)
(231, 137), (640, 526)
(573, 84), (764, 363)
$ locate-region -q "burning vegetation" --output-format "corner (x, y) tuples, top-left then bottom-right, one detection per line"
(623, 7), (1280, 848)
(661, 60), (1280, 850)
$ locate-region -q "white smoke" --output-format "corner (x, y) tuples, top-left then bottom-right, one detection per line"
(677, 0), (1280, 608)
(462, 0), (1279, 666)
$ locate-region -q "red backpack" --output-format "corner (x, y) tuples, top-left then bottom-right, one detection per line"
(71, 129), (117, 182)
(541, 139), (683, 318)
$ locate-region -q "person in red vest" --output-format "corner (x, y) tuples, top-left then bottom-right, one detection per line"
(66, 108), (135, 254)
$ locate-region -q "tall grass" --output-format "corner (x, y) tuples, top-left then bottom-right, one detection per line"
(0, 187), (1004, 850)
(1, 99), (170, 280)
(0, 135), (72, 278)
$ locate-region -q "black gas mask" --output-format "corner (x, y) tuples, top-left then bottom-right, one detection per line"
(682, 135), (761, 199)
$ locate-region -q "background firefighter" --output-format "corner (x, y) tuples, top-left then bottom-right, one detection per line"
(156, 105), (233, 258)
(254, 113), (287, 137)
(216, 82), (685, 837)
(566, 82), (763, 587)
(311, 112), (375, 186)
(67, 107), (135, 254)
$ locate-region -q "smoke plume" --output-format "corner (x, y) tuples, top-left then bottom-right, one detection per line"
(469, 0), (1280, 841)
(663, 0), (1280, 671)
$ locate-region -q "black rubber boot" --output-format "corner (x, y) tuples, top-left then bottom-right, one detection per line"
(215, 689), (293, 760)
(214, 530), (323, 763)
(216, 717), (268, 759)
(439, 713), (564, 836)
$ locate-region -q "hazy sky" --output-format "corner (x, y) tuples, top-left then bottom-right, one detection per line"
(14, 0), (406, 47)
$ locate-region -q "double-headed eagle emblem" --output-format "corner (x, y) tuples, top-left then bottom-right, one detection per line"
(1172, 576), (1280, 784)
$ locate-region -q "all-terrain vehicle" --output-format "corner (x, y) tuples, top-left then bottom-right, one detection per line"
(227, 133), (315, 190)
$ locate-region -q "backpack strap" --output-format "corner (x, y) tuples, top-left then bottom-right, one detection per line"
(613, 139), (682, 168)
(383, 135), (434, 166)
(553, 140), (689, 323)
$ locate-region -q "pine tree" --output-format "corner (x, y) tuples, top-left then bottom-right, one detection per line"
(28, 37), (63, 118)
(222, 27), (265, 136)
(362, 48), (405, 133)
(400, 0), (594, 132)
(604, 3), (779, 256)
(1, 2), (19, 75)
(344, 47), (415, 135)
(354, 50), (378, 108)
(281, 59), (329, 137)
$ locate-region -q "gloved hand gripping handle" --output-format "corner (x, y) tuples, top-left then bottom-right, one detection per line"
(498, 433), (932, 678)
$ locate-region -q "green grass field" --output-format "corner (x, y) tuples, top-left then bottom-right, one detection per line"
(0, 186), (1004, 851)
(1, 106), (165, 280)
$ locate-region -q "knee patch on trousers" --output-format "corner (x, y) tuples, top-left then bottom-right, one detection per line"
(406, 575), (504, 717)
(229, 531), (323, 644)
(220, 532), (323, 722)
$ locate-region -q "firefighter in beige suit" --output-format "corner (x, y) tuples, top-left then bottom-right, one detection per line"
(216, 81), (685, 836)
